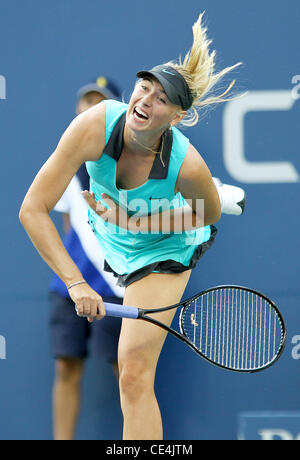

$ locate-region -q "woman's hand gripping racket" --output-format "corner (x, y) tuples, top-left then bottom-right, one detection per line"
(76, 285), (286, 373)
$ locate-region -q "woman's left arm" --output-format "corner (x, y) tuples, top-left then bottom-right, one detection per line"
(174, 143), (221, 228)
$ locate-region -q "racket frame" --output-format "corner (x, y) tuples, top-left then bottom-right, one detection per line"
(137, 285), (286, 373)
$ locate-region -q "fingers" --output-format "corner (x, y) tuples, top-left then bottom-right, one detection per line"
(69, 283), (106, 321)
(76, 297), (106, 320)
(81, 191), (115, 218)
(81, 190), (97, 212)
(96, 298), (106, 320)
(76, 297), (96, 317)
(95, 193), (116, 215)
(101, 193), (115, 209)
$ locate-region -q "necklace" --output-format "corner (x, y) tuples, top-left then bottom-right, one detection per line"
(134, 134), (166, 167)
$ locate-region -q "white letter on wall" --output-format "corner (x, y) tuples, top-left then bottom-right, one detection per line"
(223, 91), (299, 183)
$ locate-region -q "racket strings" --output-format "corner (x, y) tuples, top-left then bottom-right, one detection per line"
(181, 287), (284, 371)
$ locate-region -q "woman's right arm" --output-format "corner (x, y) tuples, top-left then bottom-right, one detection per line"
(19, 102), (107, 319)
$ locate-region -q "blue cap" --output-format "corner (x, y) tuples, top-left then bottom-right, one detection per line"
(77, 76), (121, 101)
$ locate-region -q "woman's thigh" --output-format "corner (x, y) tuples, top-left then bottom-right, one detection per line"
(118, 270), (191, 372)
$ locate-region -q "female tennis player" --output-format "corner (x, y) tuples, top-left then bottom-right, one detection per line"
(19, 13), (241, 440)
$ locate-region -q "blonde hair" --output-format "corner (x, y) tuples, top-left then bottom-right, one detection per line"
(165, 12), (242, 127)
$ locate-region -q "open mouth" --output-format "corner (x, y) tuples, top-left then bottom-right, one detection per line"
(133, 107), (149, 121)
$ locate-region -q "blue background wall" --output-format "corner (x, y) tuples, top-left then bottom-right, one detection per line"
(0, 0), (299, 440)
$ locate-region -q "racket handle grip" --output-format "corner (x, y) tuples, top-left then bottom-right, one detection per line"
(104, 302), (139, 319)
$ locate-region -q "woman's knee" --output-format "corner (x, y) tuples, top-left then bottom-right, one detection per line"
(118, 351), (155, 403)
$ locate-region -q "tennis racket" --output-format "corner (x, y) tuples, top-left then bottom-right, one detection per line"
(76, 285), (286, 373)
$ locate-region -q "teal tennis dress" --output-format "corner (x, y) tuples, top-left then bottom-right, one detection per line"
(86, 100), (217, 286)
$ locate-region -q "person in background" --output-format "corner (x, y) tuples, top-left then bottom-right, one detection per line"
(48, 76), (124, 441)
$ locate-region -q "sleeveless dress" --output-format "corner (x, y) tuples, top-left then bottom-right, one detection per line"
(86, 100), (217, 286)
